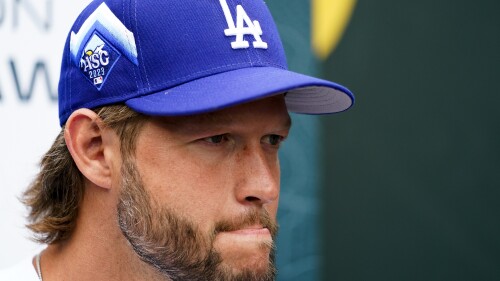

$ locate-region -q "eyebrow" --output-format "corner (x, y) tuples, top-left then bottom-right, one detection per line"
(156, 112), (233, 130)
(196, 111), (234, 125)
(199, 112), (292, 131)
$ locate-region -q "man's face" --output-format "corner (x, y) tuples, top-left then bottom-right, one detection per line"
(117, 95), (291, 280)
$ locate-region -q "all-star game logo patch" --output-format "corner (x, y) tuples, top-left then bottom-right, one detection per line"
(79, 32), (121, 90)
(70, 3), (138, 91)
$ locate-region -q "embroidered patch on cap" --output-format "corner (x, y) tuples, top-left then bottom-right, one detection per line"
(79, 32), (120, 90)
(69, 3), (138, 90)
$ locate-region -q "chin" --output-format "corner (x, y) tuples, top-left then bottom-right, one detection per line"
(216, 241), (274, 276)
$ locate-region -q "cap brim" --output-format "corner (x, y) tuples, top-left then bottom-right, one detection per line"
(125, 66), (354, 116)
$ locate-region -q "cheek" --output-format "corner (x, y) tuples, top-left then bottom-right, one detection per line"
(134, 143), (230, 229)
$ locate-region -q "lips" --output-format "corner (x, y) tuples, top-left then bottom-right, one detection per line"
(224, 226), (271, 236)
(216, 226), (273, 246)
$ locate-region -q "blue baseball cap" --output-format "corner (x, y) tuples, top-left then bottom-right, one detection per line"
(58, 0), (354, 126)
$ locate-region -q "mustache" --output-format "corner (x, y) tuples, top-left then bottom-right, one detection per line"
(213, 209), (279, 238)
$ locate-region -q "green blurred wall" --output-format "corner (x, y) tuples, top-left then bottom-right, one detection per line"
(322, 1), (500, 280)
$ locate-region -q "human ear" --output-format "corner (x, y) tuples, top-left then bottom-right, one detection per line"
(64, 108), (117, 189)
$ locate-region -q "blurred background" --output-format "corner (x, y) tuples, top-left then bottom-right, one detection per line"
(320, 0), (500, 280)
(274, 0), (500, 280)
(1, 0), (499, 281)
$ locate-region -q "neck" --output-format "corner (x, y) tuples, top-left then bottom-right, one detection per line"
(37, 185), (170, 281)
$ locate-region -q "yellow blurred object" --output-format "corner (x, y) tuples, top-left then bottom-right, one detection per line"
(312, 0), (357, 60)
(86, 50), (93, 56)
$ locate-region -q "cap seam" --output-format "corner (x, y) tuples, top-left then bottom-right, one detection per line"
(134, 0), (151, 89)
(68, 44), (73, 116)
(127, 0), (140, 91)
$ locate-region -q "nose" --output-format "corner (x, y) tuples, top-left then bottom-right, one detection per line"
(234, 144), (280, 206)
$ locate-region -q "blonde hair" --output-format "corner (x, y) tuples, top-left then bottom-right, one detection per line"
(22, 105), (148, 244)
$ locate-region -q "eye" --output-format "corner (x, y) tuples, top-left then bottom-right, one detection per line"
(203, 134), (228, 144)
(263, 134), (285, 146)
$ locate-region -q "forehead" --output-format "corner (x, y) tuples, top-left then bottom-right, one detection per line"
(150, 95), (291, 132)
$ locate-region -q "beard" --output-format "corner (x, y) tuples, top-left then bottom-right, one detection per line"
(117, 158), (278, 281)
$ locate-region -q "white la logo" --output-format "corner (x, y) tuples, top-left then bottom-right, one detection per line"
(220, 0), (268, 49)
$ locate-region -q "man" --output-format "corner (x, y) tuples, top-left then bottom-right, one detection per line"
(0, 0), (353, 280)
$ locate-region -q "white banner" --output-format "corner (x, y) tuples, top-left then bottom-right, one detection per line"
(0, 0), (91, 268)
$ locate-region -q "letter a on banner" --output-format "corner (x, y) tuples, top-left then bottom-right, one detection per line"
(219, 0), (268, 49)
